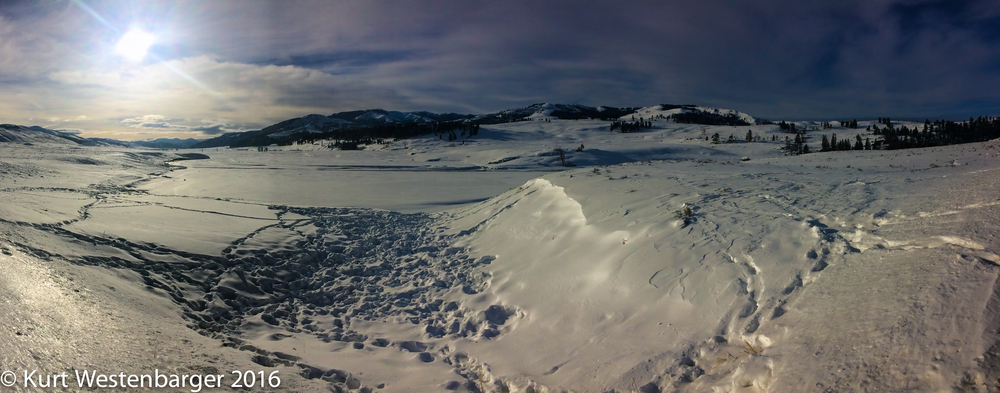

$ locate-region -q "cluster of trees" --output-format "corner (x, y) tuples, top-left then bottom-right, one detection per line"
(821, 134), (873, 152)
(709, 129), (775, 144)
(779, 120), (859, 131)
(672, 111), (750, 126)
(777, 121), (798, 132)
(811, 116), (999, 153)
(867, 117), (1000, 150)
(712, 133), (744, 143)
(609, 118), (653, 133)
(747, 130), (783, 142)
(783, 133), (811, 155)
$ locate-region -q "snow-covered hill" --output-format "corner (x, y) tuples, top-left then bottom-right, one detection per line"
(633, 104), (758, 124)
(0, 124), (122, 146)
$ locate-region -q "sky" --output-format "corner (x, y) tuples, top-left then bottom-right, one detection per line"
(0, 0), (998, 140)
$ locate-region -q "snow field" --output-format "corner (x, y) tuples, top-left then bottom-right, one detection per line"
(0, 122), (997, 392)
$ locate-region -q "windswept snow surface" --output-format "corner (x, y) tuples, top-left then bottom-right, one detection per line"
(0, 119), (998, 392)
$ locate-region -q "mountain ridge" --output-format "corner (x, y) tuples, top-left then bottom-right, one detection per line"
(191, 104), (710, 148)
(1, 104), (760, 149)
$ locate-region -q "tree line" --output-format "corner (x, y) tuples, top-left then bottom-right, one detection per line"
(672, 112), (750, 126)
(292, 120), (481, 149)
(809, 116), (1000, 154)
(869, 117), (1000, 150)
(609, 118), (653, 133)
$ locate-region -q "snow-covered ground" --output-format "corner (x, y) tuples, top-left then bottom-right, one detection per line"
(1, 119), (997, 392)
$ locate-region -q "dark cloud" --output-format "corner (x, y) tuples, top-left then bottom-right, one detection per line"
(2, 0), (998, 136)
(189, 125), (226, 135)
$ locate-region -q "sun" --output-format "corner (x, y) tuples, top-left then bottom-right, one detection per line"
(115, 28), (155, 62)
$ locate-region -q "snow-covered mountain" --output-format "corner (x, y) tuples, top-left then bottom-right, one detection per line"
(0, 125), (208, 149)
(328, 109), (471, 126)
(1, 104), (762, 149)
(468, 103), (758, 124)
(0, 124), (126, 146)
(193, 104), (754, 148)
(192, 109), (476, 148)
(470, 103), (639, 123)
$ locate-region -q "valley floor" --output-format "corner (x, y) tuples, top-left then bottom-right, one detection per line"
(0, 129), (998, 392)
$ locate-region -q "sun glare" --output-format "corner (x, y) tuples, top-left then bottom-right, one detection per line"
(115, 29), (154, 62)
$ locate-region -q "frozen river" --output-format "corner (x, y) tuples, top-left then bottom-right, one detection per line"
(139, 150), (545, 213)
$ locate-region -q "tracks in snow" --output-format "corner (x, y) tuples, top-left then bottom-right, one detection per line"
(0, 174), (518, 391)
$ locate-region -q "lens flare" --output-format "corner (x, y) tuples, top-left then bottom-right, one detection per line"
(116, 29), (155, 62)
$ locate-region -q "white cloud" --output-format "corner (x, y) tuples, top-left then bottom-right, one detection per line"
(54, 128), (84, 135)
(46, 115), (89, 122)
(118, 114), (245, 136)
(121, 114), (180, 129)
(12, 55), (412, 138)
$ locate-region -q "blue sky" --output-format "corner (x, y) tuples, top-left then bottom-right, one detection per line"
(1, 0), (998, 139)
